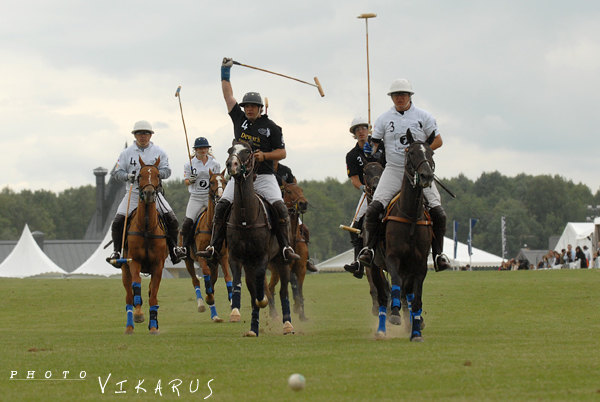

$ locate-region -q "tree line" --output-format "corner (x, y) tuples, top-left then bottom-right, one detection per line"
(1, 171), (598, 261)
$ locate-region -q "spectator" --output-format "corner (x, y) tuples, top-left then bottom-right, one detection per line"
(575, 246), (588, 268)
(583, 245), (591, 267)
(566, 244), (576, 262)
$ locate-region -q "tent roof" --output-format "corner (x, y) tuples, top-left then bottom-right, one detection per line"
(0, 225), (68, 278)
(71, 230), (121, 277)
(554, 222), (594, 252)
(316, 236), (503, 272)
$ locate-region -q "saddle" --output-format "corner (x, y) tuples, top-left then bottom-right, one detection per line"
(382, 192), (432, 227)
(226, 194), (273, 231)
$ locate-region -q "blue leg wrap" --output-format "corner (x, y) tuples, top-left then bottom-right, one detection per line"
(210, 305), (218, 319)
(411, 308), (422, 337)
(149, 305), (159, 329)
(391, 285), (402, 308)
(407, 293), (415, 310)
(378, 305), (387, 333)
(126, 304), (134, 328)
(226, 281), (233, 301)
(203, 275), (213, 294)
(132, 282), (142, 307)
(194, 286), (203, 300)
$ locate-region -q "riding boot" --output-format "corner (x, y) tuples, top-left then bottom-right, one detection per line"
(181, 217), (195, 256)
(163, 211), (187, 264)
(344, 217), (365, 278)
(106, 214), (125, 265)
(197, 199), (230, 260)
(430, 205), (450, 272)
(273, 200), (300, 261)
(300, 223), (318, 272)
(357, 201), (384, 268)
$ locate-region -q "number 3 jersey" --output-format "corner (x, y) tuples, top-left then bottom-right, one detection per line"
(183, 155), (221, 196)
(372, 103), (438, 169)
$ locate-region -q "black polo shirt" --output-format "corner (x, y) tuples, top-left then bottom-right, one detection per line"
(345, 142), (386, 185)
(229, 104), (285, 175)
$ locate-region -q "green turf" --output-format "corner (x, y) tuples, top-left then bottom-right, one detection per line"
(1, 270), (599, 401)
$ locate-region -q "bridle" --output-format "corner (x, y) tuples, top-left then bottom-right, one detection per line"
(138, 165), (161, 203)
(404, 141), (435, 189)
(283, 183), (307, 216)
(228, 143), (256, 180)
(209, 173), (226, 204)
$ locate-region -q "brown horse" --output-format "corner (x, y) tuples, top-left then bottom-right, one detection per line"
(370, 132), (434, 341)
(267, 182), (309, 321)
(226, 141), (293, 336)
(121, 157), (168, 335)
(182, 169), (234, 322)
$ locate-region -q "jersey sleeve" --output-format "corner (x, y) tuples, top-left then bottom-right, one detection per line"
(183, 161), (192, 180)
(372, 114), (386, 141)
(157, 148), (171, 179)
(270, 123), (285, 150)
(346, 149), (361, 178)
(113, 150), (130, 182)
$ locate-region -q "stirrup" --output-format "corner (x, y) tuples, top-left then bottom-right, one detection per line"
(435, 254), (451, 272)
(357, 247), (374, 268)
(173, 246), (187, 258)
(196, 245), (215, 259)
(283, 246), (300, 261)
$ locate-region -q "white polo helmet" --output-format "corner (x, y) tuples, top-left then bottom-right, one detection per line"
(131, 120), (154, 134)
(387, 79), (414, 95)
(349, 116), (369, 134)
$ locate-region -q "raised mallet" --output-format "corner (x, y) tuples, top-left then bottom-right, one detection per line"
(175, 86), (193, 169)
(357, 13), (377, 126)
(232, 60), (325, 97)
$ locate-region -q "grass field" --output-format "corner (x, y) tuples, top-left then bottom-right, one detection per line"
(1, 269), (599, 401)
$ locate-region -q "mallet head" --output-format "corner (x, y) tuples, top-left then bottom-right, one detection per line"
(175, 85), (181, 97)
(357, 13), (377, 19)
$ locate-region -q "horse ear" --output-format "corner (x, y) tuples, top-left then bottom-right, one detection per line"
(154, 156), (160, 167)
(139, 156), (146, 167)
(208, 168), (213, 176)
(406, 128), (415, 144)
(221, 168), (226, 176)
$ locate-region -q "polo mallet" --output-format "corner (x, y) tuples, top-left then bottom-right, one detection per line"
(434, 175), (457, 199)
(357, 13), (377, 127)
(109, 174), (135, 267)
(339, 192), (367, 234)
(232, 60), (325, 97)
(264, 97), (269, 114)
(175, 86), (194, 170)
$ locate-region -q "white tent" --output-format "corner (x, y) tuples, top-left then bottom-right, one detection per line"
(0, 224), (68, 278)
(553, 222), (593, 253)
(316, 236), (503, 272)
(71, 230), (175, 278)
(70, 230), (120, 277)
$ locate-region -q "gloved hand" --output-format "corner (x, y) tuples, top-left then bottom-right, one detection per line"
(127, 173), (136, 183)
(363, 142), (373, 156)
(221, 57), (233, 81)
(188, 174), (197, 184)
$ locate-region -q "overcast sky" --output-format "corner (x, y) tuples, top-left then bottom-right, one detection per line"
(2, 1), (600, 194)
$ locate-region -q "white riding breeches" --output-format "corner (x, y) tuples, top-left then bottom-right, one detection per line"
(372, 164), (441, 209)
(221, 174), (283, 204)
(116, 191), (173, 216)
(354, 192), (368, 222)
(185, 194), (209, 220)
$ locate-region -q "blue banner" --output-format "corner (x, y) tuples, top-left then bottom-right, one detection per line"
(468, 218), (478, 256)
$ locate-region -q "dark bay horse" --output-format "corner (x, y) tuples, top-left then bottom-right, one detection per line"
(122, 157), (168, 335)
(182, 169), (234, 322)
(267, 182), (309, 321)
(370, 132), (434, 341)
(226, 141), (293, 336)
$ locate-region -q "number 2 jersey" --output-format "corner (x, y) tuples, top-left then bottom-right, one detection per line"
(372, 103), (438, 169)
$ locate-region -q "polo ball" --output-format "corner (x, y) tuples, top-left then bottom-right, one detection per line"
(288, 373), (305, 391)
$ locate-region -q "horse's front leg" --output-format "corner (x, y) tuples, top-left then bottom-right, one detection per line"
(128, 261), (145, 325)
(121, 265), (134, 334)
(220, 252), (233, 303)
(184, 256), (205, 313)
(291, 260), (308, 321)
(278, 263), (294, 335)
(243, 266), (260, 337)
(206, 259), (223, 322)
(199, 258), (214, 306)
(266, 265), (279, 319)
(147, 262), (163, 335)
(228, 258), (242, 322)
(369, 264), (390, 338)
(409, 271), (426, 342)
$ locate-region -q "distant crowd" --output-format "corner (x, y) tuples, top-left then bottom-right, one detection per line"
(500, 242), (600, 270)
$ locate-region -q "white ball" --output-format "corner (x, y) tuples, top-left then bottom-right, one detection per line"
(288, 373), (305, 391)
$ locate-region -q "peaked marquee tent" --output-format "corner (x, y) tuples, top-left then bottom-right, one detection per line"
(0, 224), (68, 278)
(553, 222), (594, 253)
(317, 236), (503, 272)
(71, 230), (120, 277)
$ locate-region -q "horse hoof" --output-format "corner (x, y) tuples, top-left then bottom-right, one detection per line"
(283, 321), (295, 335)
(243, 331), (257, 337)
(375, 331), (386, 340)
(134, 314), (145, 323)
(212, 316), (224, 323)
(206, 294), (215, 305)
(149, 328), (160, 335)
(124, 326), (134, 335)
(197, 299), (206, 313)
(229, 308), (241, 322)
(411, 336), (424, 342)
(299, 315), (308, 322)
(255, 296), (268, 308)
(389, 315), (401, 325)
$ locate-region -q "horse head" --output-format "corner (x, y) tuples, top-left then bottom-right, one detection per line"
(282, 182), (308, 215)
(209, 169), (226, 202)
(226, 141), (255, 179)
(138, 156), (161, 203)
(404, 129), (435, 188)
(363, 162), (384, 202)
